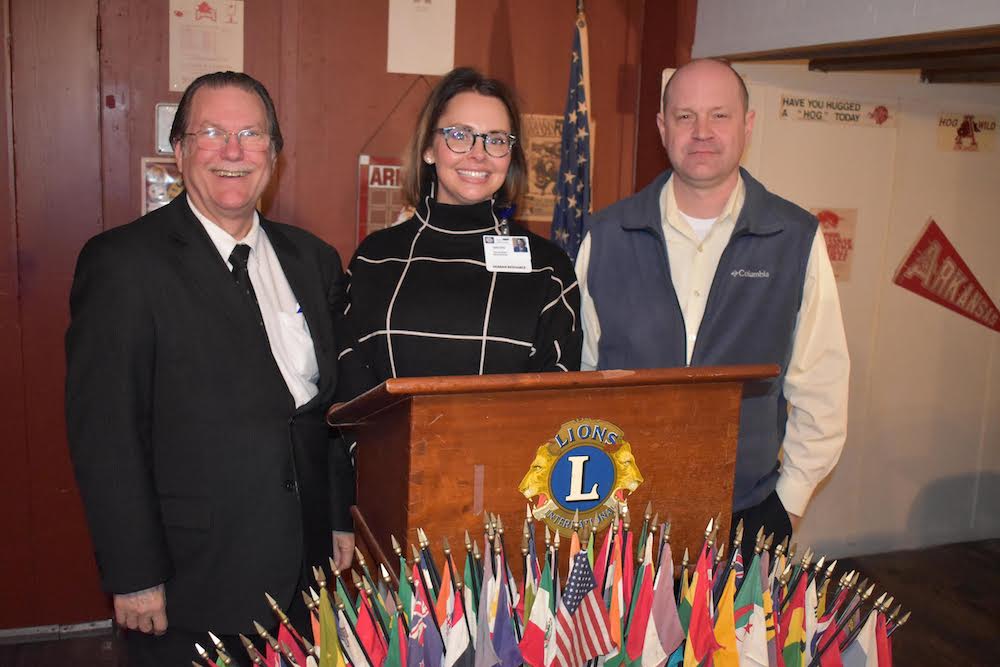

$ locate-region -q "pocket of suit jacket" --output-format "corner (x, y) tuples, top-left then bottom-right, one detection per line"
(160, 496), (211, 563)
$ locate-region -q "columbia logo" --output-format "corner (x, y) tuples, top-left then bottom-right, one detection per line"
(730, 269), (771, 278)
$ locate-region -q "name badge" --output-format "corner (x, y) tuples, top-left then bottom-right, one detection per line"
(483, 235), (532, 273)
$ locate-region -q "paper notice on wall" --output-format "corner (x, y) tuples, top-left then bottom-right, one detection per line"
(779, 93), (894, 127)
(937, 113), (997, 152)
(387, 0), (455, 75)
(811, 208), (857, 282)
(169, 1), (244, 91)
(893, 219), (1000, 332)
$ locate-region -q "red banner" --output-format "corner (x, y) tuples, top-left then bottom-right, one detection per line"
(893, 219), (1000, 332)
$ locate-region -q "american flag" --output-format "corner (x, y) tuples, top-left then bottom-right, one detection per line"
(550, 12), (592, 261)
(550, 553), (614, 667)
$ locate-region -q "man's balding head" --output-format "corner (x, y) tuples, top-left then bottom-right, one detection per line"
(655, 58), (755, 198)
(662, 59), (749, 114)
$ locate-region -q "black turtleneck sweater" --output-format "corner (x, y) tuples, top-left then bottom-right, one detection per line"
(337, 200), (582, 400)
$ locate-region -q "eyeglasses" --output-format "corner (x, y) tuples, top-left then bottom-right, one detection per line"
(436, 126), (516, 158)
(184, 127), (272, 152)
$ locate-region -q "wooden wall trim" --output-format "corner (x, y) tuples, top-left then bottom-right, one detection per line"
(0, 0), (34, 630)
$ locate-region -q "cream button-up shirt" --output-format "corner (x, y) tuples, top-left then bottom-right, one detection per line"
(576, 175), (849, 516)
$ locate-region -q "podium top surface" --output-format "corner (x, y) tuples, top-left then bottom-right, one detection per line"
(327, 364), (778, 426)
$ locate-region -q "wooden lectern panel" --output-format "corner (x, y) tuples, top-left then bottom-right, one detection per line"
(330, 366), (777, 576)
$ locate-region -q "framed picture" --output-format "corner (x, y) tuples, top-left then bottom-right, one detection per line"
(141, 157), (184, 214)
(357, 155), (411, 244)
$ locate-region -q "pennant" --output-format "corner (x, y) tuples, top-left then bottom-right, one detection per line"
(893, 218), (1000, 332)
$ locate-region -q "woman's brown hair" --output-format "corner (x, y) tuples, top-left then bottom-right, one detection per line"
(401, 67), (526, 208)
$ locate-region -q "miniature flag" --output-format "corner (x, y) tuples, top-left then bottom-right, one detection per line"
(779, 577), (807, 667)
(278, 623), (309, 667)
(409, 562), (443, 667)
(593, 523), (614, 592)
(337, 577), (359, 626)
(436, 563), (454, 630)
(550, 553), (615, 667)
(464, 554), (479, 647)
(622, 529), (635, 621)
(643, 541), (684, 664)
(443, 580), (474, 667)
(474, 544), (501, 667)
(491, 554), (523, 667)
(712, 567), (739, 667)
(518, 556), (554, 667)
(399, 556), (414, 626)
(338, 607), (370, 667)
(358, 590), (389, 667)
(840, 612), (879, 667)
(734, 552), (768, 667)
(682, 543), (721, 667)
(319, 586), (346, 667)
(804, 579), (819, 666)
(386, 609), (409, 667)
(875, 614), (892, 667)
(606, 527), (626, 660)
(810, 588), (847, 667)
(624, 539), (655, 661)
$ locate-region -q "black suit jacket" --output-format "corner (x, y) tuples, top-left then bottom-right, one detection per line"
(66, 195), (354, 634)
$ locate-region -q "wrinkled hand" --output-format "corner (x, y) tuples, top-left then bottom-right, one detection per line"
(114, 584), (167, 635)
(332, 532), (355, 572)
(789, 513), (802, 532)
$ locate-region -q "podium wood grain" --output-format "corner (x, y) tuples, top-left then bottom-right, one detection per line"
(329, 366), (777, 577)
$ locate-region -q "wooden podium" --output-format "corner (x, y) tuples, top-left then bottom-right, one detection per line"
(327, 365), (777, 575)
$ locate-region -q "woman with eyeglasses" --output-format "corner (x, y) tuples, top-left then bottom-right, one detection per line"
(336, 67), (582, 399)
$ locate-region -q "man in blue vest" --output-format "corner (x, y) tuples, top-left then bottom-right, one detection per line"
(575, 59), (849, 560)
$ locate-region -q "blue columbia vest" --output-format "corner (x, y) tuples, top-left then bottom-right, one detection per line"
(586, 168), (818, 511)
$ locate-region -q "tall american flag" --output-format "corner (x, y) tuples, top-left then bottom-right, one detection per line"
(550, 12), (592, 261)
(550, 553), (614, 667)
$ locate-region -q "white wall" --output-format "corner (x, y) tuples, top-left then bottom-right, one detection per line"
(693, 0), (1000, 57)
(730, 63), (1000, 557)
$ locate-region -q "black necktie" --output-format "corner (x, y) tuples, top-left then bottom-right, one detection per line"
(229, 244), (266, 330)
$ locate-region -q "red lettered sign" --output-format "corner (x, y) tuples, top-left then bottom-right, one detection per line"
(893, 219), (1000, 332)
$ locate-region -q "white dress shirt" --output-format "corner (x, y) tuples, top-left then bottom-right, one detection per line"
(575, 175), (850, 516)
(189, 197), (320, 409)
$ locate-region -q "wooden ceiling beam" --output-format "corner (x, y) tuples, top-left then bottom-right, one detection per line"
(721, 24), (1000, 63)
(809, 49), (1000, 72)
(921, 68), (1000, 84)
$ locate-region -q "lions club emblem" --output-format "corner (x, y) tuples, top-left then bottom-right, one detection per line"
(518, 418), (643, 536)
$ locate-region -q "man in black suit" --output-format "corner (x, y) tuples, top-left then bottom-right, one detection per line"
(66, 71), (355, 666)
